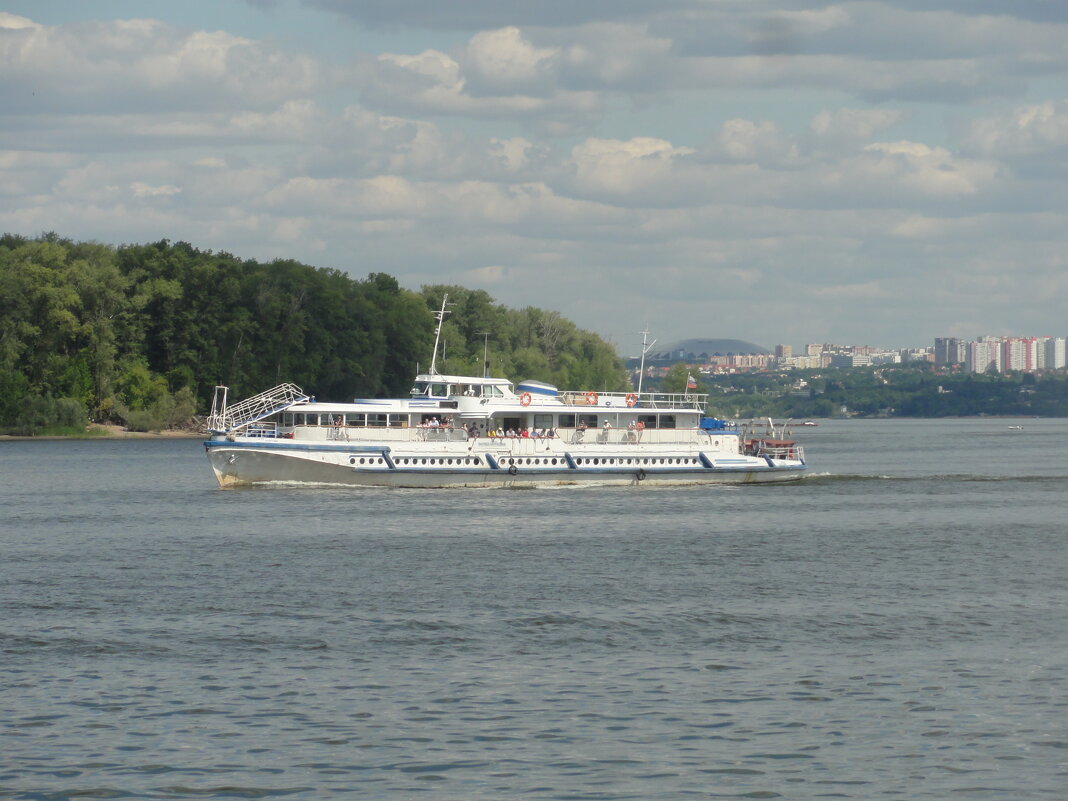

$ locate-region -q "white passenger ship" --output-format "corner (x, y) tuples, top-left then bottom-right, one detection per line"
(203, 301), (806, 488)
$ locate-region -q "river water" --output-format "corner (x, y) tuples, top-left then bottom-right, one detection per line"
(2, 419), (1066, 799)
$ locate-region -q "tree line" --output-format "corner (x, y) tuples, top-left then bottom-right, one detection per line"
(679, 364), (1068, 419)
(0, 233), (627, 435)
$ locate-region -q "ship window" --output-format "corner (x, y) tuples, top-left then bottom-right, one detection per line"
(483, 385), (504, 397)
(578, 414), (598, 428)
(431, 383), (448, 397)
(367, 414), (388, 427)
(533, 414), (553, 429)
(660, 415), (676, 429)
(346, 413), (365, 426)
(388, 414), (407, 428)
(638, 415), (657, 429)
(559, 414), (576, 428)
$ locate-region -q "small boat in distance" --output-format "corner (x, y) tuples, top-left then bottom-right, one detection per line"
(1008, 425), (1023, 430)
(202, 298), (807, 488)
(802, 421), (819, 426)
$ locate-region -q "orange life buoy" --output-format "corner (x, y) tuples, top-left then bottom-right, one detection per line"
(586, 391), (598, 405)
(519, 392), (532, 407)
(636, 420), (645, 431)
(625, 393), (637, 407)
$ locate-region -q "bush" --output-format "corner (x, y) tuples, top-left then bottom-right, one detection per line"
(5, 395), (88, 435)
(120, 386), (197, 432)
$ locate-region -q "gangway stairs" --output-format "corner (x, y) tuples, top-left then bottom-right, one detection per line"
(207, 383), (309, 433)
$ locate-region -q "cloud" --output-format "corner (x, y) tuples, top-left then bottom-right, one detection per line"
(3, 5), (1068, 347)
(130, 182), (182, 198)
(461, 26), (558, 94)
(354, 32), (600, 132)
(714, 119), (798, 163)
(569, 137), (695, 198)
(0, 17), (322, 115)
(964, 100), (1068, 157)
(304, 0), (698, 30)
(810, 108), (906, 142)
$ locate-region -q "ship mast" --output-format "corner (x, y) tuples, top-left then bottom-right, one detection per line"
(428, 294), (451, 377)
(636, 328), (656, 394)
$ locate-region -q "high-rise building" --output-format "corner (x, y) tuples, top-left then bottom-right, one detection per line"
(968, 339), (998, 373)
(934, 337), (962, 366)
(1044, 337), (1066, 370)
(775, 344), (793, 358)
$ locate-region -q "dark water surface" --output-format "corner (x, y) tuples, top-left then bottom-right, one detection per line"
(2, 419), (1067, 799)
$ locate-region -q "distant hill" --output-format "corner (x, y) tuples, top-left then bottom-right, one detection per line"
(647, 338), (770, 363)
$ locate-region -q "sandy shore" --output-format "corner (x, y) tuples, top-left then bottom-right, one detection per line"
(0, 424), (203, 441)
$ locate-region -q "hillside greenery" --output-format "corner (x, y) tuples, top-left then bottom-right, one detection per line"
(669, 364), (1068, 419)
(0, 233), (627, 435)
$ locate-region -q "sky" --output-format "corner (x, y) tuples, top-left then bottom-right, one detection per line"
(3, 1), (1068, 354)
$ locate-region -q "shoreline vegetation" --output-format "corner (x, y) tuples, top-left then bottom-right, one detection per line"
(7, 233), (1068, 434)
(0, 233), (627, 437)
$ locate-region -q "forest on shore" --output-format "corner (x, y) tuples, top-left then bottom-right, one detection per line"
(693, 363), (1068, 419)
(0, 233), (627, 435)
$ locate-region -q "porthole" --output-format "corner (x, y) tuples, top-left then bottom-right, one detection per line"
(551, 458), (557, 465)
(473, 457), (481, 465)
(576, 458), (583, 465)
(359, 457), (365, 464)
(349, 457), (356, 465)
(447, 458), (453, 465)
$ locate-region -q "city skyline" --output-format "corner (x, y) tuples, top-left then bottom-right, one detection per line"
(3, 1), (1068, 349)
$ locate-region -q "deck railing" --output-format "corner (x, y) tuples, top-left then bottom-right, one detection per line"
(556, 391), (706, 410)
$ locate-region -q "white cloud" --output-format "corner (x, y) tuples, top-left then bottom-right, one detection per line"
(0, 12), (39, 30)
(3, 5), (1068, 347)
(0, 17), (322, 115)
(130, 182), (182, 198)
(462, 27), (558, 94)
(570, 137), (695, 197)
(965, 100), (1068, 157)
(715, 119), (798, 163)
(810, 108), (906, 141)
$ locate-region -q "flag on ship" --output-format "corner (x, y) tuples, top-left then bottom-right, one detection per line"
(686, 373), (697, 390)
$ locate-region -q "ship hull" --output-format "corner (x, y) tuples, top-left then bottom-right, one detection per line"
(205, 440), (806, 488)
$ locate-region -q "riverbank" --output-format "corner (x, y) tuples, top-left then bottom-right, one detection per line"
(0, 424), (202, 441)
